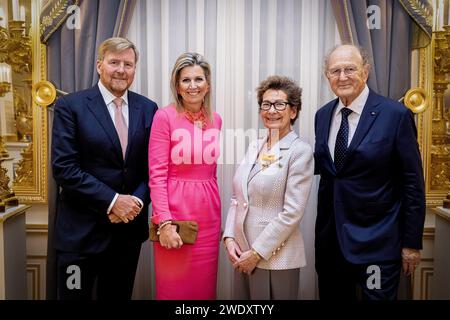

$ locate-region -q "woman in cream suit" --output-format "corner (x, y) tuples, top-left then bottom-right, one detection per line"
(223, 75), (314, 300)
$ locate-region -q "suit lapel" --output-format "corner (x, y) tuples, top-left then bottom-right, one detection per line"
(247, 132), (298, 184)
(321, 99), (339, 173)
(247, 160), (263, 183)
(126, 93), (143, 162)
(85, 86), (123, 158)
(343, 90), (381, 166)
(241, 139), (264, 201)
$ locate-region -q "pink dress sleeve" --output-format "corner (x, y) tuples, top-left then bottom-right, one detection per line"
(148, 109), (173, 224)
(214, 112), (222, 131)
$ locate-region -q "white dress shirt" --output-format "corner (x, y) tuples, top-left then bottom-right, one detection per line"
(328, 85), (369, 161)
(97, 81), (143, 214)
(98, 80), (129, 126)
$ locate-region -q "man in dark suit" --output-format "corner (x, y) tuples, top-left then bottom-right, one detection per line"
(52, 37), (158, 300)
(314, 44), (425, 300)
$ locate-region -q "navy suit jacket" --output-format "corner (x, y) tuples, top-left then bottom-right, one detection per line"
(51, 85), (158, 254)
(314, 89), (425, 264)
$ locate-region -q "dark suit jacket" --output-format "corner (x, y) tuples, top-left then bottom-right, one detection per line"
(51, 85), (158, 254)
(314, 89), (425, 264)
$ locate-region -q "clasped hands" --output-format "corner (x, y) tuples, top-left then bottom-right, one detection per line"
(225, 238), (260, 275)
(108, 194), (142, 224)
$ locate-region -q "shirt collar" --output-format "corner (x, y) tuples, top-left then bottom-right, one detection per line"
(98, 80), (128, 106)
(336, 84), (369, 116)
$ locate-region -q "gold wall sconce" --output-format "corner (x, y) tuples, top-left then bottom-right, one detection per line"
(0, 2), (31, 74)
(403, 88), (429, 114)
(32, 80), (58, 107)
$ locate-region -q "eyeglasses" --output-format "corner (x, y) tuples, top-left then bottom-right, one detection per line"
(260, 101), (290, 111)
(327, 66), (359, 78)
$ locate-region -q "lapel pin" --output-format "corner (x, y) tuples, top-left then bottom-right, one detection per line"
(371, 111), (376, 116)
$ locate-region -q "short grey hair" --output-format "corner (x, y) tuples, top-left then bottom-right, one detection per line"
(97, 37), (139, 63)
(323, 44), (372, 74)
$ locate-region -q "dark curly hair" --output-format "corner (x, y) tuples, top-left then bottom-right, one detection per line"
(256, 75), (302, 125)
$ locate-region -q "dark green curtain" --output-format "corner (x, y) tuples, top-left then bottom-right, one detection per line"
(41, 0), (137, 299)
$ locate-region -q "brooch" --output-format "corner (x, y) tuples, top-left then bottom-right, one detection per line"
(260, 154), (283, 170)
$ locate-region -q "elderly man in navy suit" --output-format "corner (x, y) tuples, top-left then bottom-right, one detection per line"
(52, 37), (158, 300)
(314, 44), (425, 300)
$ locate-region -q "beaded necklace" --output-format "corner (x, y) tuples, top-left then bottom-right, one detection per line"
(184, 107), (208, 129)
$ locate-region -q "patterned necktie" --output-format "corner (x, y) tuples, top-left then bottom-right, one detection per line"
(334, 107), (353, 170)
(113, 97), (128, 159)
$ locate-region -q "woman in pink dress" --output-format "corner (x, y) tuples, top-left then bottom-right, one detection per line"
(148, 52), (222, 300)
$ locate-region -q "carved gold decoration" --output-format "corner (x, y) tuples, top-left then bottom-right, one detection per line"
(2, 1), (48, 204)
(0, 20), (31, 74)
(32, 80), (57, 107)
(398, 0), (433, 38)
(0, 136), (9, 158)
(0, 81), (11, 96)
(0, 159), (19, 213)
(404, 87), (428, 113)
(13, 88), (32, 142)
(40, 0), (80, 44)
(15, 113), (33, 142)
(13, 143), (34, 187)
(41, 0), (68, 30)
(424, 23), (450, 205)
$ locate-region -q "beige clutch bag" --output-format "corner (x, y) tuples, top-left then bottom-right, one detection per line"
(149, 221), (199, 244)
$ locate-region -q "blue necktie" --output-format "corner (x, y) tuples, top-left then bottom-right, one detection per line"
(334, 108), (353, 170)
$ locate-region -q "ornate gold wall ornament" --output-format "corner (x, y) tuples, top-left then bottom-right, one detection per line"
(0, 81), (11, 97)
(0, 159), (19, 213)
(1, 1), (49, 204)
(40, 0), (79, 44)
(398, 0), (433, 38)
(0, 20), (32, 74)
(422, 22), (450, 205)
(13, 143), (33, 186)
(32, 80), (57, 107)
(404, 87), (429, 113)
(0, 137), (9, 158)
(13, 88), (33, 142)
(0, 20), (8, 61)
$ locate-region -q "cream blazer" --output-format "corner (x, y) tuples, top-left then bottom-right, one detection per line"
(223, 131), (314, 270)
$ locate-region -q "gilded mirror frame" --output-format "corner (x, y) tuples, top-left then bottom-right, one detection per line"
(417, 38), (449, 207)
(12, 0), (47, 203)
(416, 45), (435, 205)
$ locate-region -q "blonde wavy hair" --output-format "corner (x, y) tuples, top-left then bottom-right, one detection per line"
(170, 52), (212, 120)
